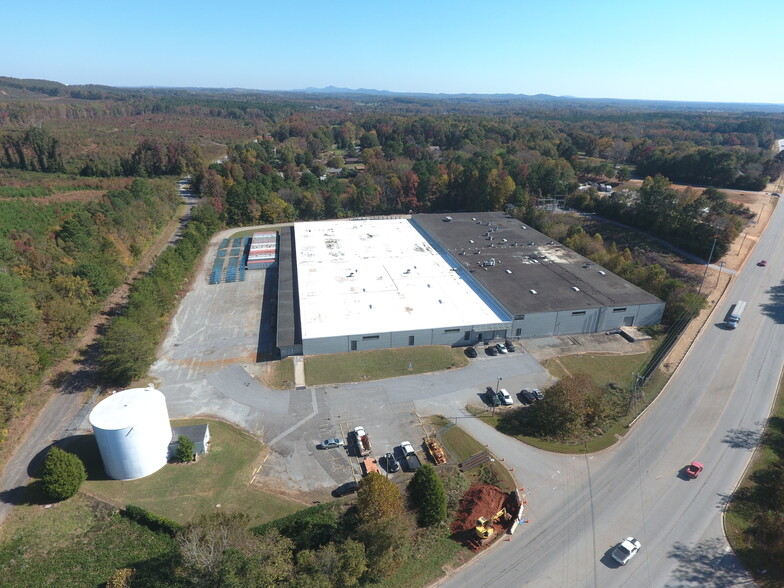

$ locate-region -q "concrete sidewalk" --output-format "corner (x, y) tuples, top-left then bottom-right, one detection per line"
(293, 356), (306, 389)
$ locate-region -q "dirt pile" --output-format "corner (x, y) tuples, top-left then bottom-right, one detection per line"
(451, 484), (518, 551)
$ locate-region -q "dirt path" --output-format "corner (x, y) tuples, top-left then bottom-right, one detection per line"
(0, 184), (193, 524)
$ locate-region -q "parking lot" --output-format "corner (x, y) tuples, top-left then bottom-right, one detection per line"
(150, 230), (642, 499)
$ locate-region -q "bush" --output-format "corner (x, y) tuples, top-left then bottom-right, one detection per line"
(175, 434), (195, 463)
(40, 446), (87, 501)
(121, 505), (183, 537)
(252, 502), (342, 551)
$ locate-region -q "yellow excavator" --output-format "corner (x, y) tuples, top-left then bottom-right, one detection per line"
(475, 508), (507, 542)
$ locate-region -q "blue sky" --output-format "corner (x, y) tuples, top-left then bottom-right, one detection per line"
(3, 0), (782, 104)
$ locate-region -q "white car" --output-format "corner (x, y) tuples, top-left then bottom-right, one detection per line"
(498, 388), (513, 405)
(612, 537), (641, 565)
(495, 343), (508, 354)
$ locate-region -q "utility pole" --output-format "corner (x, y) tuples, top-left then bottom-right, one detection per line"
(714, 261), (725, 289)
(737, 232), (748, 255)
(698, 238), (717, 295)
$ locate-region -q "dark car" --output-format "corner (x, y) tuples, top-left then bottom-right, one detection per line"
(758, 260), (767, 267)
(464, 346), (478, 358)
(519, 389), (536, 404)
(384, 452), (400, 472)
(486, 345), (499, 356)
(486, 388), (501, 406)
(504, 340), (516, 352)
(332, 481), (360, 497)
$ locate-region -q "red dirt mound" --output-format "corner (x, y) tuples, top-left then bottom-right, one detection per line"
(451, 484), (518, 551)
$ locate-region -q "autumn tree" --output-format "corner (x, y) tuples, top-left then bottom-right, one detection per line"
(178, 512), (294, 585)
(529, 374), (607, 440)
(356, 472), (403, 523)
(355, 515), (409, 583)
(294, 540), (367, 587)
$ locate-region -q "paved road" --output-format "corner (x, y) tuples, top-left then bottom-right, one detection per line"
(430, 203), (784, 587)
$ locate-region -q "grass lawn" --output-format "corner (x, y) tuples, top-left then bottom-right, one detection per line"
(434, 417), (517, 493)
(542, 352), (650, 387)
(304, 346), (468, 386)
(80, 419), (303, 527)
(266, 357), (295, 389)
(0, 492), (178, 587)
(724, 373), (784, 585)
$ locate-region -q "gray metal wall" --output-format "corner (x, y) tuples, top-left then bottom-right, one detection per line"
(508, 302), (665, 340)
(635, 302), (666, 326)
(512, 311), (558, 338)
(302, 323), (507, 355)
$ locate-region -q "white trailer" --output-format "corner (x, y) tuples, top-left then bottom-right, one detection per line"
(727, 300), (747, 329)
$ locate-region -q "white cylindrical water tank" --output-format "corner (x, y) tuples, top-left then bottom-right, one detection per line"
(89, 386), (172, 480)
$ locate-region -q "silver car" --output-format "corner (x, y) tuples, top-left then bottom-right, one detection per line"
(321, 438), (344, 449)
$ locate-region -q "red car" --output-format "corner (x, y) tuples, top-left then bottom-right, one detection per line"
(685, 461), (703, 478)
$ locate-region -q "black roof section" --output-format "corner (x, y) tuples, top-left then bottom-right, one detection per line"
(276, 226), (301, 348)
(412, 212), (662, 315)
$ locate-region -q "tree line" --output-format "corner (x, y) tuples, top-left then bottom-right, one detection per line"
(0, 178), (180, 445)
(567, 175), (747, 261)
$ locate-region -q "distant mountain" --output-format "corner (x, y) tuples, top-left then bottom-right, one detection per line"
(2, 76), (782, 112)
(295, 85), (562, 100)
(299, 85), (397, 95)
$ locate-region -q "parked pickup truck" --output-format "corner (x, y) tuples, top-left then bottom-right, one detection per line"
(400, 441), (422, 471)
(353, 426), (372, 456)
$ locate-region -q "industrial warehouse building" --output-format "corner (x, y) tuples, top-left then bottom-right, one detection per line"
(275, 212), (665, 357)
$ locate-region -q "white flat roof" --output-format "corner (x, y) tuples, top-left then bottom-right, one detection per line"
(89, 387), (166, 430)
(295, 219), (507, 339)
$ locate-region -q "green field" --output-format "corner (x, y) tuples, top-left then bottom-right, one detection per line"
(0, 493), (178, 587)
(303, 346), (469, 386)
(542, 352), (650, 387)
(81, 419), (302, 526)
